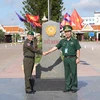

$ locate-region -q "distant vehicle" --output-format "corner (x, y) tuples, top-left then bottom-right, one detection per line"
(17, 40), (23, 43)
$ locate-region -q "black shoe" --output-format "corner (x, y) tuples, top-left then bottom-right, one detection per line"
(26, 90), (33, 94)
(63, 89), (71, 92)
(32, 89), (36, 94)
(71, 90), (77, 93)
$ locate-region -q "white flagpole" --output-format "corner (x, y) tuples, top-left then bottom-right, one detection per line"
(48, 0), (50, 20)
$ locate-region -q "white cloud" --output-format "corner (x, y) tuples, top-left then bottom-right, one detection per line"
(72, 0), (100, 11)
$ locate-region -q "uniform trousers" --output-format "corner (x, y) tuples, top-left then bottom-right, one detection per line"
(23, 57), (35, 91)
(63, 57), (77, 90)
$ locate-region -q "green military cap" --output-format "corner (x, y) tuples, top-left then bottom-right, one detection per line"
(27, 31), (34, 35)
(63, 25), (73, 32)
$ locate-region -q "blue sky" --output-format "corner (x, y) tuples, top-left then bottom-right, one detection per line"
(63, 0), (100, 16)
(0, 0), (24, 27)
(0, 0), (100, 28)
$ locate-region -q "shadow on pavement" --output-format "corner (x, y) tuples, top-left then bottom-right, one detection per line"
(34, 78), (65, 91)
(80, 60), (90, 65)
(34, 79), (88, 91)
(78, 81), (88, 90)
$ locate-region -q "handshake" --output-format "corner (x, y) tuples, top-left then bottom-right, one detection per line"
(43, 51), (49, 56)
(42, 47), (57, 56)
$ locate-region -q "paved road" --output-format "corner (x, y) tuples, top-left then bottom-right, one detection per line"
(0, 43), (23, 78)
(0, 42), (100, 100)
(80, 41), (100, 71)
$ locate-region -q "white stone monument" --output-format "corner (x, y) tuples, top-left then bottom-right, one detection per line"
(36, 20), (64, 79)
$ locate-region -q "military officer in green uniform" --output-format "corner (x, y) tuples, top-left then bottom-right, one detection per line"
(43, 25), (81, 93)
(23, 31), (42, 94)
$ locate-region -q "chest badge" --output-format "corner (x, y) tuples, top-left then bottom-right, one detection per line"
(70, 42), (73, 45)
(63, 42), (66, 46)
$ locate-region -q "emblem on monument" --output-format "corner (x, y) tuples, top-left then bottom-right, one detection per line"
(46, 26), (56, 36)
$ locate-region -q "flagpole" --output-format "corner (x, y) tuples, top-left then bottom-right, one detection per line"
(48, 0), (50, 21)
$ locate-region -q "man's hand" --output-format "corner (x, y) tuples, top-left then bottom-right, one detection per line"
(42, 47), (57, 56)
(43, 51), (48, 56)
(76, 58), (80, 64)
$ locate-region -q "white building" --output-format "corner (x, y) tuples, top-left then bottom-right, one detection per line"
(82, 11), (100, 25)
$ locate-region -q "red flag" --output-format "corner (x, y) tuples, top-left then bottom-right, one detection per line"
(26, 14), (39, 22)
(26, 14), (41, 27)
(32, 22), (41, 27)
(71, 9), (83, 29)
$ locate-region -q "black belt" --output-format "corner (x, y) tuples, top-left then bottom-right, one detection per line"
(64, 55), (76, 58)
(25, 56), (34, 59)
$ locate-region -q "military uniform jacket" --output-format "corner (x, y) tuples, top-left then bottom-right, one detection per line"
(23, 39), (42, 57)
(56, 37), (81, 56)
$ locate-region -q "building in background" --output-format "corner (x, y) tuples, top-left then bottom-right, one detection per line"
(82, 11), (100, 25)
(72, 11), (100, 41)
(0, 25), (26, 43)
(0, 25), (41, 43)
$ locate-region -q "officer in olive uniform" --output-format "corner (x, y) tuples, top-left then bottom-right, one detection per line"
(43, 25), (81, 93)
(23, 31), (42, 94)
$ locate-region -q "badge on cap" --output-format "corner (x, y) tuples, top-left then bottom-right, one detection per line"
(27, 31), (34, 35)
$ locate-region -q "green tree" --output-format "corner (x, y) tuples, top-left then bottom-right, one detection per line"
(21, 0), (64, 32)
(13, 34), (21, 42)
(84, 32), (89, 40)
(50, 0), (64, 21)
(0, 30), (5, 42)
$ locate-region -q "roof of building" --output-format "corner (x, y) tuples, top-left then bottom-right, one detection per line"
(91, 25), (100, 30)
(94, 11), (100, 14)
(72, 24), (100, 31)
(3, 26), (24, 33)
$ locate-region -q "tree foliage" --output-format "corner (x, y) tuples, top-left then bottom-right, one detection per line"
(13, 34), (21, 42)
(21, 0), (64, 32)
(0, 30), (5, 42)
